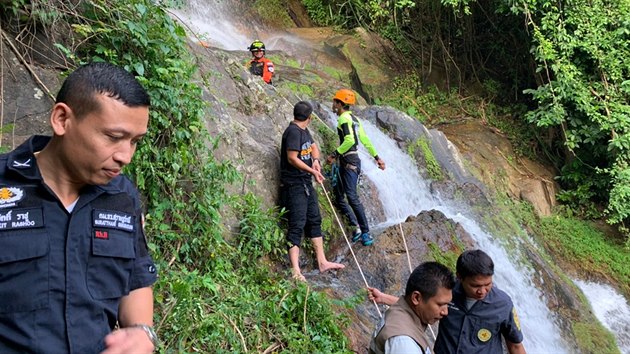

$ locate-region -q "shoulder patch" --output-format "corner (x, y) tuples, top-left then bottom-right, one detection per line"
(513, 307), (521, 331)
(0, 187), (25, 208)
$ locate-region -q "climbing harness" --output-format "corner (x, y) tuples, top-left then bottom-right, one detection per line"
(319, 181), (382, 318)
(324, 162), (339, 188)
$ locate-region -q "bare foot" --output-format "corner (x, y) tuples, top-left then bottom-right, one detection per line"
(292, 271), (306, 282)
(319, 261), (345, 273)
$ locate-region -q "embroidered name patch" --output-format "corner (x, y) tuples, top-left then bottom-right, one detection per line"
(0, 187), (25, 209)
(92, 209), (134, 232)
(0, 208), (44, 230)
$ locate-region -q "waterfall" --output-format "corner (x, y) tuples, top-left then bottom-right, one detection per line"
(170, 0), (254, 50)
(573, 280), (630, 353)
(351, 116), (570, 352)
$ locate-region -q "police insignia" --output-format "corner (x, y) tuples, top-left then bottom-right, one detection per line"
(477, 328), (492, 342)
(0, 187), (24, 208)
(513, 307), (521, 331)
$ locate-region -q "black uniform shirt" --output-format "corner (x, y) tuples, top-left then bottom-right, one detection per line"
(434, 281), (524, 354)
(0, 136), (158, 353)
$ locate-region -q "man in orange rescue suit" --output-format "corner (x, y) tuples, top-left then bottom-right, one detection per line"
(248, 40), (274, 84)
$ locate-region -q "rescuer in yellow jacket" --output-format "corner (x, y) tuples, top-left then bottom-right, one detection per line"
(326, 89), (386, 246)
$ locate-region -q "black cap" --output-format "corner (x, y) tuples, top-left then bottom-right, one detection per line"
(293, 101), (313, 121)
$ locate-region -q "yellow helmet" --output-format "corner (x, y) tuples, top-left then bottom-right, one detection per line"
(333, 89), (356, 105)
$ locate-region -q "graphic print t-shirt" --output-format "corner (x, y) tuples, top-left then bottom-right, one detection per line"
(280, 122), (314, 185)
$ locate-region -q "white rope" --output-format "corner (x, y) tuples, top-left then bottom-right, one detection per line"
(319, 181), (382, 318)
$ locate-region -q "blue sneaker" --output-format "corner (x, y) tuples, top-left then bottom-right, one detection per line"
(352, 229), (362, 243)
(361, 232), (373, 246)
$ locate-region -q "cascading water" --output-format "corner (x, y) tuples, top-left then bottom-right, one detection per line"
(328, 112), (571, 352)
(573, 280), (630, 353)
(357, 117), (630, 353)
(170, 0), (254, 50)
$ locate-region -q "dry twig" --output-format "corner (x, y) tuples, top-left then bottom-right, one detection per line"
(1, 28), (55, 101)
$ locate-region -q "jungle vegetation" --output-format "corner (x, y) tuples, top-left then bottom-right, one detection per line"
(1, 0), (628, 352)
(301, 0), (630, 244)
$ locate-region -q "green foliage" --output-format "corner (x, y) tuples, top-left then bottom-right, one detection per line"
(427, 241), (462, 271)
(4, 0), (353, 351)
(300, 0), (337, 26)
(519, 0), (630, 232)
(301, 0), (415, 29)
(234, 193), (287, 262)
(254, 0), (295, 28)
(572, 322), (621, 354)
(284, 82), (315, 97)
(536, 214), (629, 295)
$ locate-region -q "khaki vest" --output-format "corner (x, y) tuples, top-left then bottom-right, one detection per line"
(370, 297), (430, 354)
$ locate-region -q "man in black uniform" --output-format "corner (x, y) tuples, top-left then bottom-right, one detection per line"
(280, 101), (344, 281)
(0, 62), (158, 353)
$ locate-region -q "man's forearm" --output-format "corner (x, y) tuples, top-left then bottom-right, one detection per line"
(506, 340), (526, 354)
(118, 287), (154, 327)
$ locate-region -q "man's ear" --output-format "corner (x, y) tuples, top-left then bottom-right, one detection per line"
(50, 102), (73, 136)
(410, 291), (424, 306)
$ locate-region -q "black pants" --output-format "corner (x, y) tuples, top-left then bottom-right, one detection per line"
(333, 160), (369, 233)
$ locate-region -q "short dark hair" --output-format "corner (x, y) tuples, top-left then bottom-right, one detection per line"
(55, 62), (150, 119)
(293, 101), (313, 121)
(405, 262), (455, 302)
(456, 249), (494, 279)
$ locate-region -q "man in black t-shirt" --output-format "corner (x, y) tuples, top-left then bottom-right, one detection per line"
(280, 101), (345, 281)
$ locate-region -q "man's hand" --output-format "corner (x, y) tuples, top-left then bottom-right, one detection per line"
(367, 287), (398, 306)
(376, 158), (386, 170)
(313, 159), (322, 173)
(313, 169), (324, 184)
(326, 154), (336, 165)
(101, 327), (154, 354)
(368, 287), (386, 304)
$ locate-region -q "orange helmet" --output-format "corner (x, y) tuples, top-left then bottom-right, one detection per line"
(333, 89), (356, 105)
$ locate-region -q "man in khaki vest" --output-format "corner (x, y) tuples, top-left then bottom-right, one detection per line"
(369, 262), (455, 354)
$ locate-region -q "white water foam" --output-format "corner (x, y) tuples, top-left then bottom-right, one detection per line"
(355, 116), (570, 352)
(573, 279), (630, 353)
(170, 1), (253, 50)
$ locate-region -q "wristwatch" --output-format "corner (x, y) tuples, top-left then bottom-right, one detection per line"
(130, 324), (159, 349)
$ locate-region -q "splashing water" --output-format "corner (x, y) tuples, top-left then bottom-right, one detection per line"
(573, 280), (630, 353)
(170, 0), (254, 50)
(343, 115), (571, 352)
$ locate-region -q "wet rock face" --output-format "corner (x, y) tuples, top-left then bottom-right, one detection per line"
(440, 120), (559, 217)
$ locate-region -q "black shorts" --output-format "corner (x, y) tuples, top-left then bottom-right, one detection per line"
(281, 182), (322, 247)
